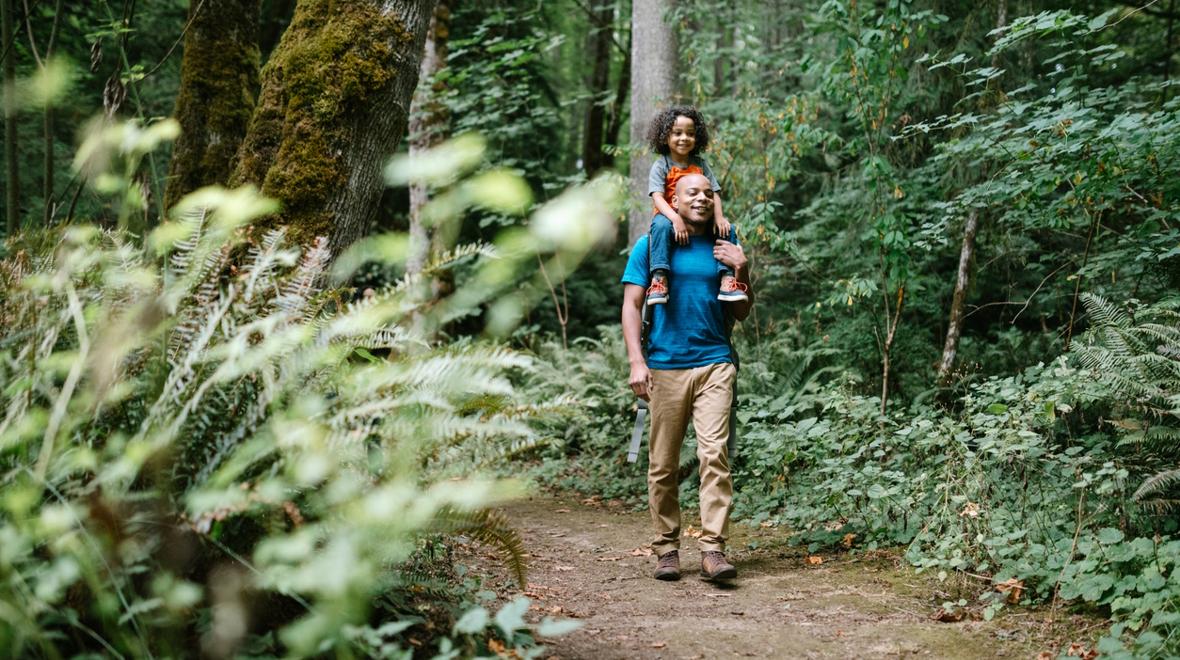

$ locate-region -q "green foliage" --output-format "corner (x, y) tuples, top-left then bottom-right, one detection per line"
(0, 121), (605, 657)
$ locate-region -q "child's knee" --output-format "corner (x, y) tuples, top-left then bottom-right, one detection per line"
(651, 214), (673, 232)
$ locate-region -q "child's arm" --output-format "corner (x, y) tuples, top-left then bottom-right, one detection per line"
(713, 192), (732, 239)
(652, 193), (689, 245)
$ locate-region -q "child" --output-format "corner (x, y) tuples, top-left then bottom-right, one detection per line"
(643, 105), (747, 305)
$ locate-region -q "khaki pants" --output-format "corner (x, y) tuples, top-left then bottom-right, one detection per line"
(647, 362), (736, 556)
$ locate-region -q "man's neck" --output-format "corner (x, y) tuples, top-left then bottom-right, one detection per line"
(684, 220), (710, 236)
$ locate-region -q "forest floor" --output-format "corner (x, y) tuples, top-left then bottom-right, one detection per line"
(462, 493), (1107, 659)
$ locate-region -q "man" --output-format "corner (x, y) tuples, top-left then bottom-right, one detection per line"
(620, 173), (754, 582)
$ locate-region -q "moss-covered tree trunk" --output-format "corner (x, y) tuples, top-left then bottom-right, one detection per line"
(230, 0), (436, 255)
(165, 0), (262, 210)
(627, 0), (678, 246)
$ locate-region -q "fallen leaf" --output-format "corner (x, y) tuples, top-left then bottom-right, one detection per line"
(555, 508), (571, 513)
(959, 502), (981, 518)
(805, 555), (824, 565)
(1065, 643), (1097, 659)
(759, 520), (774, 528)
(630, 547), (653, 557)
(730, 610), (745, 616)
(554, 565), (575, 572)
(1035, 652), (1054, 660)
(596, 556), (622, 562)
(931, 607), (965, 623)
(995, 577), (1024, 604)
(581, 496), (602, 506)
(841, 533), (857, 548)
(651, 642), (667, 649)
(488, 639), (507, 654)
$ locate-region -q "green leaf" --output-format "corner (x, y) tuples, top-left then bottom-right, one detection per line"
(454, 606), (489, 635)
(1097, 528), (1125, 545)
(537, 617), (582, 637)
(494, 596), (530, 638)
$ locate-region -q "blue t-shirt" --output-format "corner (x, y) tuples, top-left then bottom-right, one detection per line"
(621, 234), (734, 370)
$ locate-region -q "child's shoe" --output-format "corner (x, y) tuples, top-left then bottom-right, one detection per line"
(717, 275), (748, 302)
(646, 272), (669, 305)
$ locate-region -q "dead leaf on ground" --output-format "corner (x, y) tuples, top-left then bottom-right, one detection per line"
(555, 508), (571, 513)
(959, 502), (981, 518)
(841, 533), (857, 548)
(805, 555), (824, 565)
(1036, 652), (1054, 660)
(759, 520), (774, 528)
(995, 577), (1024, 604)
(651, 641), (667, 649)
(682, 525), (703, 538)
(630, 547), (653, 557)
(487, 639), (507, 654)
(554, 565), (575, 572)
(581, 496), (602, 506)
(1065, 643), (1097, 659)
(596, 556), (622, 562)
(931, 607), (965, 623)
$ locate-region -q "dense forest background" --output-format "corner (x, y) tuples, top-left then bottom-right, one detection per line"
(1, 0), (1179, 657)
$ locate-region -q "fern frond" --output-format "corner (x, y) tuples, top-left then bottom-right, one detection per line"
(433, 507), (527, 588)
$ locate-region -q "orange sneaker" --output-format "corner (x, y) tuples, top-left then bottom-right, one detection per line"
(718, 275), (748, 302)
(646, 272), (669, 305)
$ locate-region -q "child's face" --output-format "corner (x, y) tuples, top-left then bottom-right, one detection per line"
(667, 116), (696, 160)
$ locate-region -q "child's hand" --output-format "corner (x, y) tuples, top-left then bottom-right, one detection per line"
(671, 215), (689, 245)
(716, 216), (732, 240)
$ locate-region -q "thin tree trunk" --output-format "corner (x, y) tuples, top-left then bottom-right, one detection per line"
(39, 0), (62, 225)
(581, 0), (612, 176)
(3, 0), (18, 235)
(230, 0), (437, 255)
(604, 22), (630, 166)
(880, 285), (904, 414)
(406, 0), (451, 277)
(627, 0), (678, 246)
(714, 23), (732, 98)
(937, 209), (980, 385)
(165, 0), (262, 210)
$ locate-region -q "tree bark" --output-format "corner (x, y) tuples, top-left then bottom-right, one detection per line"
(603, 21), (629, 166)
(936, 209), (980, 386)
(3, 0), (18, 235)
(406, 0), (451, 277)
(581, 0), (612, 176)
(627, 0), (678, 246)
(165, 0), (262, 210)
(230, 0), (436, 255)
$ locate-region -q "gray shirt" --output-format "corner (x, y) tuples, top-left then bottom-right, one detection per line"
(647, 155), (722, 198)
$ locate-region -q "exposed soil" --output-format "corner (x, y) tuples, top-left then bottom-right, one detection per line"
(462, 494), (1105, 659)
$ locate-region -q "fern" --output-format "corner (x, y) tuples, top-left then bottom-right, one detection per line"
(433, 507), (528, 589)
(1079, 293), (1180, 513)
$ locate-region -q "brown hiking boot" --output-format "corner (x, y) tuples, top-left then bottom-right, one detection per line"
(700, 551), (737, 581)
(653, 550), (680, 581)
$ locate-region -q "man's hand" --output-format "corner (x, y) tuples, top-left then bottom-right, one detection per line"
(670, 213), (689, 245)
(715, 216), (732, 240)
(713, 239), (748, 272)
(629, 361), (652, 401)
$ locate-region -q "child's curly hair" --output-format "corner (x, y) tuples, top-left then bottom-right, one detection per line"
(646, 105), (710, 156)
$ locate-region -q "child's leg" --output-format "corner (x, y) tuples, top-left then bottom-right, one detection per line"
(715, 226), (737, 278)
(649, 214), (673, 275)
(716, 226), (747, 302)
(647, 214), (673, 305)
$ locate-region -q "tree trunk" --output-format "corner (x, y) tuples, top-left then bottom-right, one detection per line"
(603, 21), (630, 167)
(581, 0), (612, 176)
(406, 0), (451, 277)
(936, 209), (980, 385)
(627, 0), (678, 246)
(3, 0), (18, 235)
(165, 0), (262, 210)
(230, 0), (437, 255)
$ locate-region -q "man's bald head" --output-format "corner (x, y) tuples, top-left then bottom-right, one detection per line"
(671, 173), (715, 227)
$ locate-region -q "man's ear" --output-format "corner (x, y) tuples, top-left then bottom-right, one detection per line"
(669, 193), (679, 210)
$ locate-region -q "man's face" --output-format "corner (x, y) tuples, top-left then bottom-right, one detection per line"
(672, 174), (714, 225)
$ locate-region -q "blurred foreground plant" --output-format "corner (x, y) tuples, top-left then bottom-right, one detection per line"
(0, 120), (620, 657)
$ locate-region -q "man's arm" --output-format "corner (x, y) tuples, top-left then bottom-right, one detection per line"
(622, 283), (652, 400)
(713, 240), (753, 322)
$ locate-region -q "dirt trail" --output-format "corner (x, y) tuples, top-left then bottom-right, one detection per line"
(466, 494), (1098, 659)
